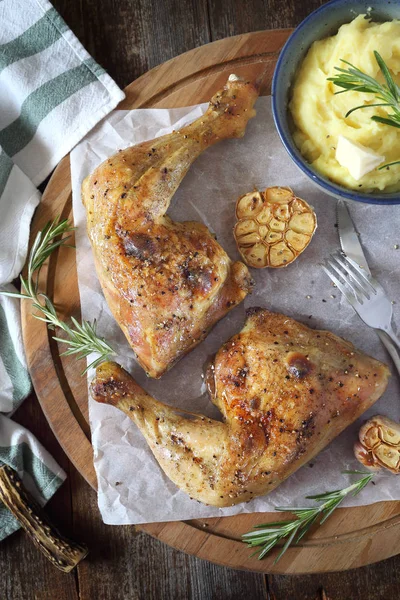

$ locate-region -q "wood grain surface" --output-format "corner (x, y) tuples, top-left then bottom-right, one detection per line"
(4, 0), (400, 598)
(21, 27), (400, 576)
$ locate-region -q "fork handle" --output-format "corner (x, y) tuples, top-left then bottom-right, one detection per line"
(378, 329), (400, 378)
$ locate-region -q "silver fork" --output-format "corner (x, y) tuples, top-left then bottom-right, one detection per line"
(322, 251), (400, 375)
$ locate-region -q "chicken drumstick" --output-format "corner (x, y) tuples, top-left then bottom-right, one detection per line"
(82, 75), (259, 378)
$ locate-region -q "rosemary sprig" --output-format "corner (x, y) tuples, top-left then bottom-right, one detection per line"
(242, 471), (373, 562)
(328, 51), (400, 127)
(0, 217), (116, 373)
(328, 51), (400, 170)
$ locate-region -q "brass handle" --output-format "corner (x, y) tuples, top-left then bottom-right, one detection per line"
(0, 464), (88, 572)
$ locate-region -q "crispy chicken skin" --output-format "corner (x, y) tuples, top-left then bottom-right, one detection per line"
(82, 76), (259, 378)
(91, 309), (390, 507)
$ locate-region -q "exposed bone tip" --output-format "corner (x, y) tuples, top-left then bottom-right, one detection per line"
(228, 74), (243, 82)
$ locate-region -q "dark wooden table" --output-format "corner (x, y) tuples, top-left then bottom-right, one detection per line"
(2, 1), (400, 598)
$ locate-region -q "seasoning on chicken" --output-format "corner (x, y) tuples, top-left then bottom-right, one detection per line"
(355, 415), (400, 474)
(234, 186), (317, 268)
(91, 308), (389, 507)
(82, 75), (259, 378)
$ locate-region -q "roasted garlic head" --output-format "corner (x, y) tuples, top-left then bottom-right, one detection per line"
(234, 186), (317, 268)
(355, 415), (400, 474)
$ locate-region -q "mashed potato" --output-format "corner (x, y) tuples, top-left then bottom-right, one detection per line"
(290, 15), (400, 193)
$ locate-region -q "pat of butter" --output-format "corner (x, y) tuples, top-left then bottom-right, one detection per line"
(335, 135), (385, 180)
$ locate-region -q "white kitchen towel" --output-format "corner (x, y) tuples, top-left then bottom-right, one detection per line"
(0, 0), (125, 539)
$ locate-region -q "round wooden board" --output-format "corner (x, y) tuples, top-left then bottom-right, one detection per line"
(22, 29), (400, 574)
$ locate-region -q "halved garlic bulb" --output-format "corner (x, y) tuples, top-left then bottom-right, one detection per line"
(354, 415), (400, 474)
(234, 186), (317, 268)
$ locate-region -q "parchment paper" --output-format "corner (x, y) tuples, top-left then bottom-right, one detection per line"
(70, 97), (400, 525)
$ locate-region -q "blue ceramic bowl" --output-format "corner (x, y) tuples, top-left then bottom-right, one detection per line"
(271, 0), (400, 205)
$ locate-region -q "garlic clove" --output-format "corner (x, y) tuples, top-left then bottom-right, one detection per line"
(355, 415), (400, 474)
(234, 186), (317, 269)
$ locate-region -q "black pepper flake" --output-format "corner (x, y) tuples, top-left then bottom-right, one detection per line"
(121, 192), (127, 198)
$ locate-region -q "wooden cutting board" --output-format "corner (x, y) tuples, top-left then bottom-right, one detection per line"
(21, 29), (400, 574)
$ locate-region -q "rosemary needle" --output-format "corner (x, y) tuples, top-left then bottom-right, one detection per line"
(242, 471), (373, 562)
(0, 217), (116, 374)
(328, 50), (400, 169)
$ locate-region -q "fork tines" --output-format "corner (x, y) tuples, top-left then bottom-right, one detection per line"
(321, 251), (377, 306)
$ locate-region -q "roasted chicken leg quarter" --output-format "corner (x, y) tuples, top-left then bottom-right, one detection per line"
(91, 309), (390, 507)
(82, 75), (259, 378)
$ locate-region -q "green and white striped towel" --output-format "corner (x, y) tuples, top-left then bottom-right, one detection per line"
(0, 0), (125, 540)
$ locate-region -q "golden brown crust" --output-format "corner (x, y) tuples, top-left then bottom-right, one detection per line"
(82, 77), (259, 378)
(91, 309), (390, 507)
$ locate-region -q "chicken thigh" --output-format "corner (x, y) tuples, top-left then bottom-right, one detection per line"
(82, 76), (258, 378)
(91, 308), (389, 507)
